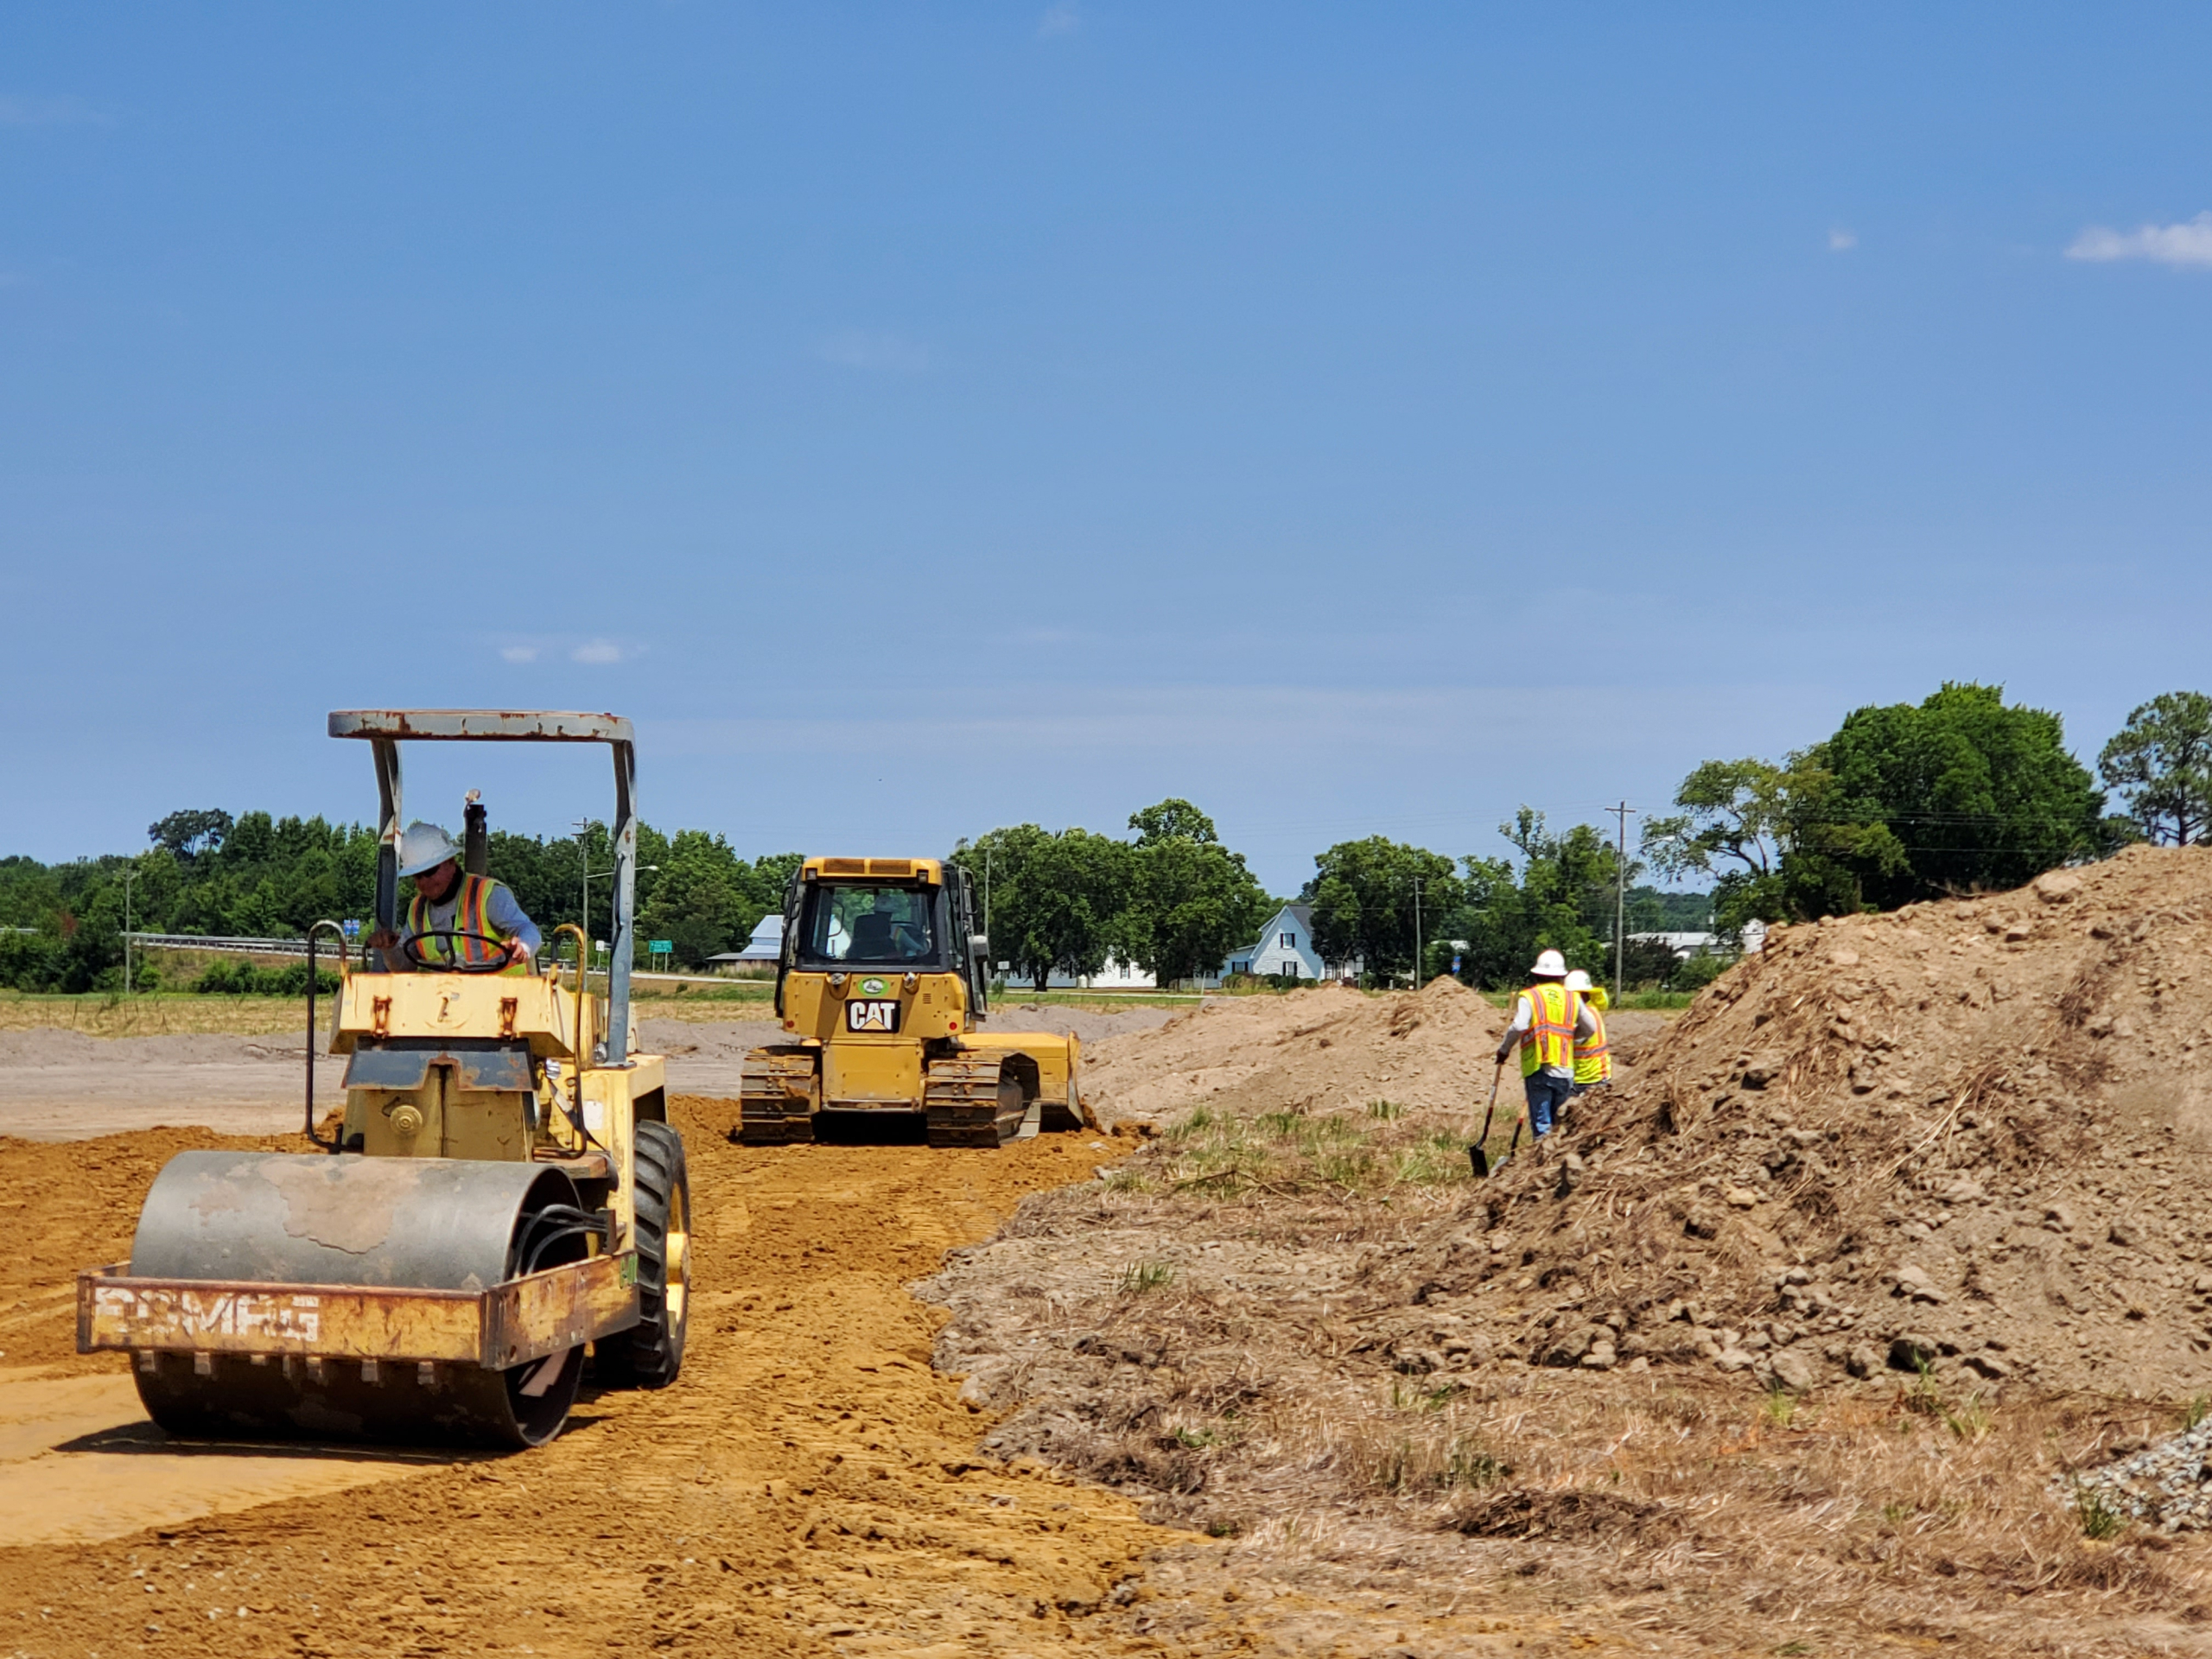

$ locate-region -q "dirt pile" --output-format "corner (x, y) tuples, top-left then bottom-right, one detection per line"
(918, 855), (2212, 1652)
(1388, 842), (2212, 1402)
(1079, 980), (1662, 1134)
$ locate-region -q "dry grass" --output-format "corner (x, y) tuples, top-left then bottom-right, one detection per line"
(0, 991), (306, 1036)
(1084, 1300), (2211, 1651)
(948, 1087), (2212, 1656)
(1116, 1098), (1484, 1199)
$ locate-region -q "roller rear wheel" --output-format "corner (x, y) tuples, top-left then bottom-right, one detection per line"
(594, 1122), (690, 1389)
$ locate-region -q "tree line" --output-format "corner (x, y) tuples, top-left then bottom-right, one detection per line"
(16, 677), (2185, 998)
(0, 810), (797, 994)
(958, 799), (1707, 993)
(1644, 682), (2209, 939)
(1, 791), (1703, 996)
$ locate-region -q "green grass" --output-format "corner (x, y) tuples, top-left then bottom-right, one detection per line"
(2074, 1484), (2128, 1541)
(1157, 1098), (1479, 1198)
(1368, 1432), (1510, 1494)
(1119, 1261), (1176, 1294)
(1941, 1392), (1994, 1443)
(2184, 1393), (2211, 1431)
(992, 988), (1208, 1009)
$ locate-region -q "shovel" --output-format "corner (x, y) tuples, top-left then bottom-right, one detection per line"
(1469, 1061), (1510, 1177)
(1484, 1113), (1527, 1178)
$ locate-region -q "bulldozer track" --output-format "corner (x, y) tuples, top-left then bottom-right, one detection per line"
(735, 1046), (820, 1145)
(924, 1053), (1033, 1148)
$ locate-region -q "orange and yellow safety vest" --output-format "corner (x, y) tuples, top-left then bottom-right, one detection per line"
(1573, 995), (1611, 1086)
(1516, 982), (1580, 1077)
(405, 873), (518, 969)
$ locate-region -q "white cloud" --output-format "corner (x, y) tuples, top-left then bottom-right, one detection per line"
(0, 96), (106, 128)
(1037, 3), (1079, 38)
(571, 640), (624, 665)
(1827, 228), (1857, 252)
(500, 645), (538, 664)
(819, 330), (933, 373)
(2067, 212), (2212, 268)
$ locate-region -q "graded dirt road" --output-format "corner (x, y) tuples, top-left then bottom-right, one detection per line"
(0, 1007), (1176, 1141)
(0, 1101), (1199, 1658)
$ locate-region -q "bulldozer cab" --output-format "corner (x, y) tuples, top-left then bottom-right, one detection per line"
(740, 855), (1091, 1148)
(774, 856), (990, 1020)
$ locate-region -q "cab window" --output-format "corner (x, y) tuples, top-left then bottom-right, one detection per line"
(800, 884), (938, 964)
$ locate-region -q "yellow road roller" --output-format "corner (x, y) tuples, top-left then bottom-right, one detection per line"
(76, 709), (689, 1447)
(735, 855), (1091, 1147)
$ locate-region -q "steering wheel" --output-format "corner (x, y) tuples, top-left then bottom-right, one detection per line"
(398, 930), (517, 975)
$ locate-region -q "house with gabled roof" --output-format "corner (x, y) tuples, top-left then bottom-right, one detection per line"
(1219, 902), (1327, 981)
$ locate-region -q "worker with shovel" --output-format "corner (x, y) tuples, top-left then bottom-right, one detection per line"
(1493, 949), (1598, 1141)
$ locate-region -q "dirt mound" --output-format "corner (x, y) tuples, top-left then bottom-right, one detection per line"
(1082, 978), (1662, 1132)
(1385, 842), (2212, 1402)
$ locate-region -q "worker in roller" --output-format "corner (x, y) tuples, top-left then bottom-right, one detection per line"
(369, 821), (542, 971)
(1492, 949), (1600, 1139)
(1564, 969), (1611, 1100)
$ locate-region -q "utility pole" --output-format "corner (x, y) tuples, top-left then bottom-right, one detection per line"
(121, 865), (138, 996)
(1607, 801), (1637, 1001)
(1412, 874), (1423, 988)
(573, 819), (594, 950)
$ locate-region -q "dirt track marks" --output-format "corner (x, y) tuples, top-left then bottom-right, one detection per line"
(0, 1101), (1179, 1657)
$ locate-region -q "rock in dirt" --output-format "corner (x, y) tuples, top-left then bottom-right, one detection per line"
(1768, 1345), (1819, 1391)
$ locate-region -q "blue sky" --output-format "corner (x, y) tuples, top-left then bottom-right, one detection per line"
(5, 5), (2210, 895)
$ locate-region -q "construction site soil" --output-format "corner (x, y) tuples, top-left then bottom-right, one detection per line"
(13, 856), (2212, 1655)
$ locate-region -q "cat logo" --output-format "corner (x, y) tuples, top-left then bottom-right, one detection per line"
(846, 998), (900, 1033)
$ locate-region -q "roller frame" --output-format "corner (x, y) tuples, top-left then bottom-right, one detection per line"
(78, 1251), (641, 1370)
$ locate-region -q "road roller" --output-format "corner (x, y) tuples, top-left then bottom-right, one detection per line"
(76, 709), (690, 1448)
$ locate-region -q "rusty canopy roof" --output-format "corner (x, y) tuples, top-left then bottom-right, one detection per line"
(327, 709), (633, 744)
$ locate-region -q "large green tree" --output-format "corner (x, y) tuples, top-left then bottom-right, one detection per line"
(2100, 691), (2212, 846)
(1642, 755), (1839, 939)
(955, 801), (1263, 991)
(1306, 836), (1460, 984)
(1794, 682), (2113, 910)
(1444, 810), (1618, 989)
(1125, 800), (1268, 988)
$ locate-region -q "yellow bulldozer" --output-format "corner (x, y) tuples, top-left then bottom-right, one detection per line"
(75, 709), (689, 1448)
(736, 855), (1091, 1147)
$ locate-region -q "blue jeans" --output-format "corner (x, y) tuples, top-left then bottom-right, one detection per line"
(1523, 1071), (1573, 1137)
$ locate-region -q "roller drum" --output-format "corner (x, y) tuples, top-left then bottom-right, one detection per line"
(128, 1152), (590, 1447)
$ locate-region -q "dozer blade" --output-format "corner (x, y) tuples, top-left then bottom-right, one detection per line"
(923, 1055), (1034, 1147)
(90, 1152), (638, 1448)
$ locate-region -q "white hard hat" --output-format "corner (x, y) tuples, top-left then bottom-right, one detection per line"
(1530, 949), (1568, 977)
(1564, 969), (1593, 992)
(397, 821), (461, 878)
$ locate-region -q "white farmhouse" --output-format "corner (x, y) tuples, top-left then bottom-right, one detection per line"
(1220, 903), (1327, 981)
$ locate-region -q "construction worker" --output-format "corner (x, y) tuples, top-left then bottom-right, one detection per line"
(1565, 969), (1611, 1097)
(368, 821), (542, 972)
(1492, 948), (1600, 1138)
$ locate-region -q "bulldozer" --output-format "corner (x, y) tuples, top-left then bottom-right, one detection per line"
(75, 709), (689, 1448)
(735, 855), (1091, 1147)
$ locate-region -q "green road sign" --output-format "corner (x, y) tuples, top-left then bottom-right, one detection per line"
(648, 939), (673, 954)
